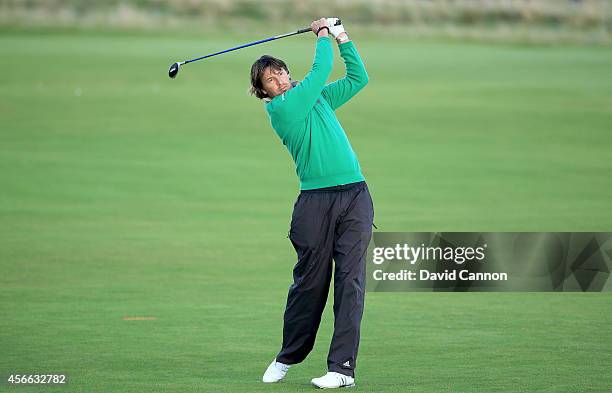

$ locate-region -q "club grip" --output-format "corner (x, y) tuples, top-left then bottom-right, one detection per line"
(298, 18), (342, 34)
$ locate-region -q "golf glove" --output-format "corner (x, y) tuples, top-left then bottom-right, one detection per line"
(326, 18), (346, 40)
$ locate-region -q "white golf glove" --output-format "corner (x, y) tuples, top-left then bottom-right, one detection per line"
(326, 18), (346, 40)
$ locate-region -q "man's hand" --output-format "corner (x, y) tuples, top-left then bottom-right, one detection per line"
(311, 18), (329, 38)
(326, 18), (349, 44)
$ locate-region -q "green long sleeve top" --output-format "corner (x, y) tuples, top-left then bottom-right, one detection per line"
(265, 36), (369, 190)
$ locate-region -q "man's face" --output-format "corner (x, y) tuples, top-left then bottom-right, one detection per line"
(261, 66), (291, 98)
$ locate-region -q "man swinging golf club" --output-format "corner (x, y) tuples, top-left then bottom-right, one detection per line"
(250, 18), (374, 389)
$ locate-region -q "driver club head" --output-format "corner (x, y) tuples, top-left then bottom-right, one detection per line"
(168, 62), (181, 79)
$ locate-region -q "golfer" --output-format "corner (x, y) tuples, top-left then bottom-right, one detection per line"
(250, 18), (373, 389)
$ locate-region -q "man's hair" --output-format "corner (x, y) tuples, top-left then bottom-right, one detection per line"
(249, 55), (289, 100)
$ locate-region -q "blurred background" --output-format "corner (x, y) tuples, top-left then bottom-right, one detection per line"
(1, 1), (611, 392)
(1, 0), (611, 43)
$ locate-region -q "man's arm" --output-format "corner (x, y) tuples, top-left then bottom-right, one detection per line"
(275, 20), (333, 121)
(321, 25), (369, 110)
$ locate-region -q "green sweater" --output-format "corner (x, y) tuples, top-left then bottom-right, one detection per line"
(265, 36), (369, 190)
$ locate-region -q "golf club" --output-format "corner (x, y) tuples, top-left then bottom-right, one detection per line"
(168, 19), (342, 79)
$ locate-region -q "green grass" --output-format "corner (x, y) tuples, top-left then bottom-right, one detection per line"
(1, 29), (611, 392)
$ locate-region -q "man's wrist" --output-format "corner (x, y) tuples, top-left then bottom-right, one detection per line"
(336, 32), (350, 44)
(316, 26), (330, 37)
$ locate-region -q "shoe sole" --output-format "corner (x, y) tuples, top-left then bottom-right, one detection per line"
(311, 382), (355, 389)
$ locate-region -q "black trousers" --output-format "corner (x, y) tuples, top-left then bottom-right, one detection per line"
(276, 181), (374, 378)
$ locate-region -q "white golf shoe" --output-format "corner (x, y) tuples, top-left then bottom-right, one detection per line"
(262, 359), (291, 383)
(311, 371), (355, 389)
